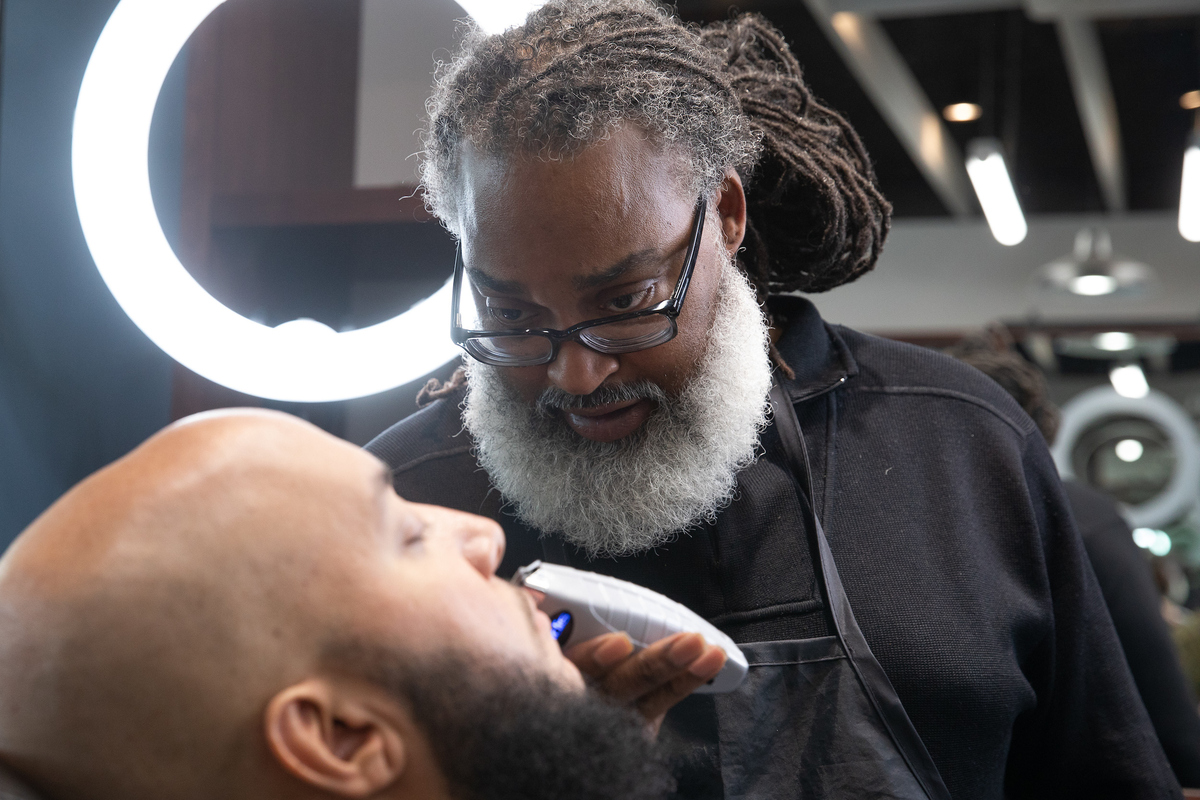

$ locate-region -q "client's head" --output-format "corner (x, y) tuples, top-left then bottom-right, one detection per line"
(0, 411), (673, 800)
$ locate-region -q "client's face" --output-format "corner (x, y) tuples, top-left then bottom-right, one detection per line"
(262, 423), (669, 799)
(0, 412), (669, 800)
(319, 453), (580, 690)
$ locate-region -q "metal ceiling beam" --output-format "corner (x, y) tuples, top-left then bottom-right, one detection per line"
(827, 0), (1200, 17)
(803, 1), (976, 216)
(826, 0), (1017, 15)
(1026, 0), (1200, 19)
(1056, 17), (1126, 211)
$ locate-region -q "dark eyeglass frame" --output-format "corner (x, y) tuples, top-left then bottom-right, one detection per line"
(451, 197), (707, 367)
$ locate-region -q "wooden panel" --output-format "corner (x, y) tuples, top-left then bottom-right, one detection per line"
(174, 0), (367, 425)
(210, 185), (433, 227)
(210, 0), (360, 194)
(878, 322), (1200, 348)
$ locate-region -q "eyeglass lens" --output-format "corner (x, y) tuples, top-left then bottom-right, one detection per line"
(464, 314), (676, 366)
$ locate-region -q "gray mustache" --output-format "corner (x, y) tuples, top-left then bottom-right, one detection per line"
(535, 381), (668, 415)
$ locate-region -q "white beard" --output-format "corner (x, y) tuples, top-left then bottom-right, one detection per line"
(462, 258), (773, 558)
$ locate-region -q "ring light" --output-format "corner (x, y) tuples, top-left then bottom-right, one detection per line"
(73, 0), (465, 403)
(1053, 386), (1200, 529)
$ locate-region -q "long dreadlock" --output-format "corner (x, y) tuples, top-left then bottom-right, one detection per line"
(420, 0), (891, 381)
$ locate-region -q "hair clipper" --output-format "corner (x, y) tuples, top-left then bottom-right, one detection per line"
(512, 561), (748, 694)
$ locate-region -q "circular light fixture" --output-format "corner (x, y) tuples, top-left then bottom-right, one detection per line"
(1053, 387), (1200, 529)
(943, 102), (983, 123)
(1039, 228), (1155, 299)
(73, 0), (462, 402)
(1115, 438), (1144, 463)
(1070, 274), (1118, 296)
(1092, 331), (1136, 352)
(1181, 90), (1200, 111)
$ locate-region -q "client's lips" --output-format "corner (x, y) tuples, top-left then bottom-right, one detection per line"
(561, 398), (654, 443)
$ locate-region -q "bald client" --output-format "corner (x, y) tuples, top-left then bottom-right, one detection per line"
(0, 410), (676, 800)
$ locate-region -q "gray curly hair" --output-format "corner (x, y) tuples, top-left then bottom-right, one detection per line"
(421, 0), (891, 301)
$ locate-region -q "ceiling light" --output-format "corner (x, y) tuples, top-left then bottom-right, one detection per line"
(1180, 132), (1200, 242)
(1070, 275), (1117, 296)
(454, 0), (546, 34)
(1040, 228), (1154, 298)
(1181, 91), (1200, 111)
(966, 138), (1026, 246)
(1115, 438), (1144, 462)
(1110, 364), (1149, 399)
(1092, 331), (1137, 352)
(943, 103), (982, 123)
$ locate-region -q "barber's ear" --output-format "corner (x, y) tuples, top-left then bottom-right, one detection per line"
(716, 167), (748, 256)
(265, 679), (406, 798)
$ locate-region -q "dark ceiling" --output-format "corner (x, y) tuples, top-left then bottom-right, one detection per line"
(674, 1), (1200, 218)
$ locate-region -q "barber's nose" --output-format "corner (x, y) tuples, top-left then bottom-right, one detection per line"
(457, 516), (506, 578)
(546, 341), (619, 397)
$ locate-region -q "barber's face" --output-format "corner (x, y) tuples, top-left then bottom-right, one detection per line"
(316, 444), (581, 689)
(455, 127), (745, 443)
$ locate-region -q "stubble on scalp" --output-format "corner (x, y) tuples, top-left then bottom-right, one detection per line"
(462, 256), (773, 558)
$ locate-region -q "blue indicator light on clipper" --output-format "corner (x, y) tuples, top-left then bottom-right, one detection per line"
(550, 611), (573, 643)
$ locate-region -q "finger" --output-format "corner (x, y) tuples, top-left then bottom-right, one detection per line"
(597, 632), (709, 704)
(565, 632), (634, 680)
(637, 644), (726, 725)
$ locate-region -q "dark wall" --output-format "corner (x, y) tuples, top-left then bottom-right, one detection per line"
(0, 0), (181, 546)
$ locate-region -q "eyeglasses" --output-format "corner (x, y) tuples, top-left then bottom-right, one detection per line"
(451, 198), (707, 367)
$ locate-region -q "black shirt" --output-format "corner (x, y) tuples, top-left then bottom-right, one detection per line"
(1064, 479), (1200, 787)
(367, 297), (1178, 799)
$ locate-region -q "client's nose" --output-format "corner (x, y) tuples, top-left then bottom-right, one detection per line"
(454, 513), (507, 577)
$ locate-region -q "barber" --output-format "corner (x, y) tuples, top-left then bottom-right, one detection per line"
(368, 1), (1177, 796)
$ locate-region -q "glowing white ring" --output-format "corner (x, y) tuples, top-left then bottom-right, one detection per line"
(1053, 386), (1200, 529)
(72, 0), (460, 403)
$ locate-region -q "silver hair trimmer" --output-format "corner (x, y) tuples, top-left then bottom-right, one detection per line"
(512, 561), (748, 693)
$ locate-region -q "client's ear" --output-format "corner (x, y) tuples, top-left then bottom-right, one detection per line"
(265, 678), (406, 798)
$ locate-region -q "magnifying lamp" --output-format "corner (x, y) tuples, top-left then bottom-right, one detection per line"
(73, 0), (538, 403)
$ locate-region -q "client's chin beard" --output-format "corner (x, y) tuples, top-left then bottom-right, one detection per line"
(462, 258), (773, 558)
(334, 649), (676, 800)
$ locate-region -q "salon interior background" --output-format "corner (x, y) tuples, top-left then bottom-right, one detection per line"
(1, 0), (1199, 553)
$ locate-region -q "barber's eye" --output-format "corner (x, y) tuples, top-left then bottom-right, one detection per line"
(609, 294), (636, 311)
(489, 307), (526, 323)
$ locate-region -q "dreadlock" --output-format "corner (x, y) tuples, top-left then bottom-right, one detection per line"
(422, 0), (891, 311)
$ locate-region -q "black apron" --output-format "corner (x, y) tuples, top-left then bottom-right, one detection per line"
(542, 381), (952, 799)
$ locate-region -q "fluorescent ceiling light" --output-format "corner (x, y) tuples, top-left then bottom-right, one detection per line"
(1093, 331), (1136, 351)
(942, 103), (982, 123)
(72, 0), (484, 402)
(1109, 364), (1149, 399)
(1179, 135), (1200, 243)
(454, 0), (546, 34)
(966, 138), (1027, 246)
(1114, 438), (1144, 463)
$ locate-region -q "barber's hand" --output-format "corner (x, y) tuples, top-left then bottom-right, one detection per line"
(565, 631), (726, 734)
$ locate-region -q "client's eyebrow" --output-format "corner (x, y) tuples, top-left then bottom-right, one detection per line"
(466, 247), (662, 298)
